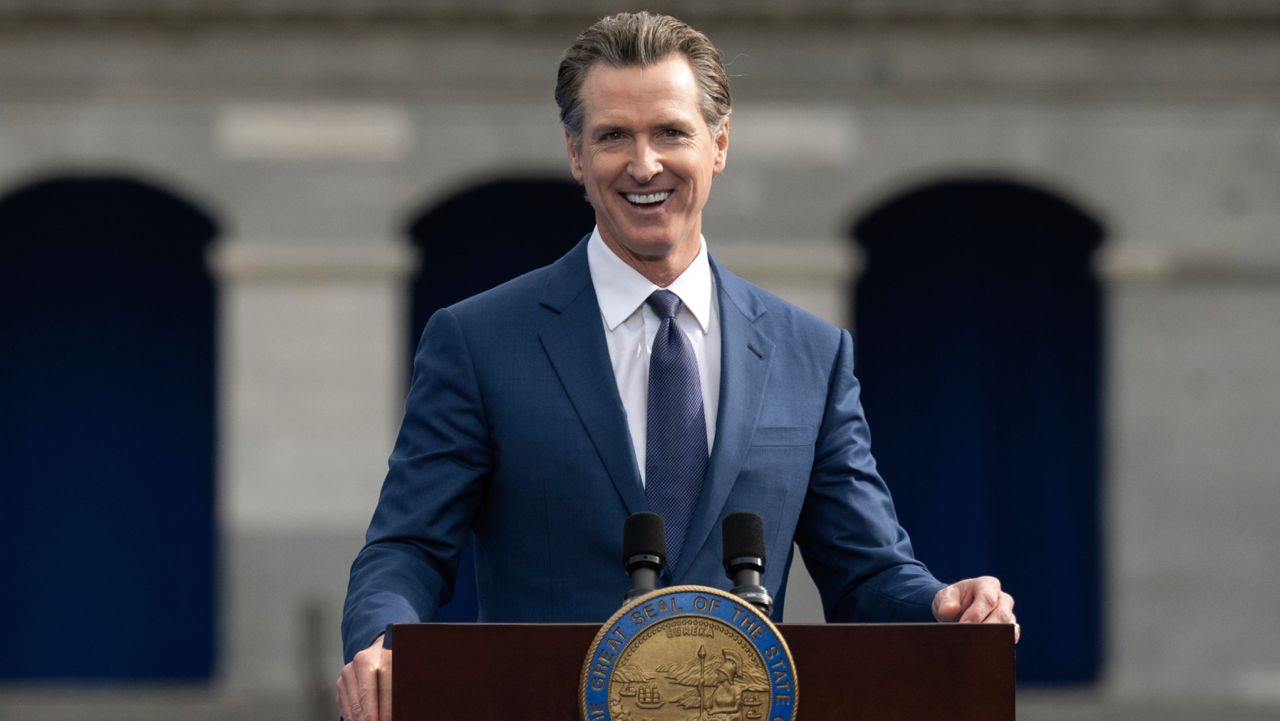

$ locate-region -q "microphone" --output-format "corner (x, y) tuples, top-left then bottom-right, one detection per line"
(623, 512), (666, 602)
(722, 512), (773, 615)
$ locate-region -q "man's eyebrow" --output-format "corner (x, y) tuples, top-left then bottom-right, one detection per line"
(651, 114), (701, 131)
(661, 119), (698, 132)
(591, 123), (626, 134)
(587, 116), (696, 138)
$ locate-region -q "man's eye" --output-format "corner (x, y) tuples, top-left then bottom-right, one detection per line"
(600, 131), (623, 141)
(661, 129), (685, 138)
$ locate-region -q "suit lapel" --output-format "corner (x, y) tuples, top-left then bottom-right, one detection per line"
(671, 258), (775, 580)
(538, 240), (647, 517)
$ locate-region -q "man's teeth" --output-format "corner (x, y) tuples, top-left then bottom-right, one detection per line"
(625, 191), (671, 205)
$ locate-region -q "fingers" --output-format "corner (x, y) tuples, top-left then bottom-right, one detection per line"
(931, 583), (963, 621)
(983, 589), (1019, 643)
(983, 590), (1015, 624)
(339, 662), (372, 721)
(359, 654), (381, 721)
(336, 636), (392, 721)
(979, 589), (1020, 644)
(379, 650), (393, 721)
(336, 664), (360, 720)
(935, 576), (1018, 642)
(957, 576), (1000, 624)
(336, 660), (378, 721)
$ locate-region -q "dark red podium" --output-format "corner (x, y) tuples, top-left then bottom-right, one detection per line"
(393, 622), (1014, 720)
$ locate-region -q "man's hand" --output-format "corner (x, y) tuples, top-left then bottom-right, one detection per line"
(932, 576), (1020, 643)
(337, 634), (392, 721)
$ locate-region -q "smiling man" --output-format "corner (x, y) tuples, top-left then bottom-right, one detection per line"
(337, 12), (1016, 721)
(565, 53), (727, 287)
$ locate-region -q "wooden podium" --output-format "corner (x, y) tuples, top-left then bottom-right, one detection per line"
(394, 622), (1014, 720)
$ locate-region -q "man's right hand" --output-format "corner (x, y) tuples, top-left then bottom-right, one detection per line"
(337, 634), (392, 721)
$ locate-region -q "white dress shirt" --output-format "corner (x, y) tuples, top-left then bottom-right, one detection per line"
(586, 227), (721, 485)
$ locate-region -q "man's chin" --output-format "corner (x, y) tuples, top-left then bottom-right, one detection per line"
(610, 235), (685, 262)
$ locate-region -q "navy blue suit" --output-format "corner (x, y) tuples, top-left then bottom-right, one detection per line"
(342, 239), (943, 662)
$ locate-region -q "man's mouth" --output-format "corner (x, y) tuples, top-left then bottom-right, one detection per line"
(623, 190), (671, 207)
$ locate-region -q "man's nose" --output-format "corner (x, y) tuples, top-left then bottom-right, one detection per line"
(627, 141), (662, 182)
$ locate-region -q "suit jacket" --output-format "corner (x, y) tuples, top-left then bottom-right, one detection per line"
(342, 239), (942, 662)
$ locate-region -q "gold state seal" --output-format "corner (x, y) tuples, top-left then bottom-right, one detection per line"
(580, 586), (797, 721)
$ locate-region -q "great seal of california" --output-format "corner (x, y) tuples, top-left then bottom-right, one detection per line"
(580, 585), (797, 721)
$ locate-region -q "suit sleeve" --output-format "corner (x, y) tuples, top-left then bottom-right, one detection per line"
(794, 328), (944, 622)
(340, 307), (492, 662)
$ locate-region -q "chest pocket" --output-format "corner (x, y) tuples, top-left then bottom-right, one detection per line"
(729, 425), (818, 561)
(740, 425), (817, 491)
(750, 425), (815, 447)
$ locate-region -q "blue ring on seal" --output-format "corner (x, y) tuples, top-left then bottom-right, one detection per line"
(580, 586), (797, 721)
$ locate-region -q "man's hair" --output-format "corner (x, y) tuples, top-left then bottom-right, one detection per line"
(555, 11), (732, 149)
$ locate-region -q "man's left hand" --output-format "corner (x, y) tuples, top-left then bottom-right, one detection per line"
(932, 576), (1020, 643)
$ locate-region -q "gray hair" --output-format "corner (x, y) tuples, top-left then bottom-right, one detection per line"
(555, 11), (732, 149)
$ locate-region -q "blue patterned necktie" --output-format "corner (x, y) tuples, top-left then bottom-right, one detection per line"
(644, 289), (708, 570)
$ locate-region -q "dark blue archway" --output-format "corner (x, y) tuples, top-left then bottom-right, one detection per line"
(405, 176), (594, 620)
(0, 176), (218, 680)
(851, 178), (1104, 683)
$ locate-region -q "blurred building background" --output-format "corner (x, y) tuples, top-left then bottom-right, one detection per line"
(2, 1), (1279, 719)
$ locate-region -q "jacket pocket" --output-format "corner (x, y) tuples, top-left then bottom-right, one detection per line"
(750, 425), (815, 447)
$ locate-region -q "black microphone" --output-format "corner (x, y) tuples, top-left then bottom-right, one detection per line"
(723, 512), (773, 615)
(623, 512), (666, 602)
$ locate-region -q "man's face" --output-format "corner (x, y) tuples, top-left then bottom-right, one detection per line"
(566, 54), (729, 271)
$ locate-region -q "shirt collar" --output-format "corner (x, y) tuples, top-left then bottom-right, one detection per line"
(587, 225), (713, 334)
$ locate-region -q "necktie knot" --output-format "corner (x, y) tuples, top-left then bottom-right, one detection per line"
(646, 289), (682, 320)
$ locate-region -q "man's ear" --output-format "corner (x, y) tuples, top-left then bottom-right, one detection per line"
(565, 129), (584, 182)
(712, 115), (730, 175)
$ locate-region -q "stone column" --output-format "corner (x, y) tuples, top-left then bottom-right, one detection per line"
(208, 239), (417, 700)
(1099, 245), (1280, 702)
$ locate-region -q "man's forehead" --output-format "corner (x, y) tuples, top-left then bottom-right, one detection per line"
(579, 56), (702, 124)
(583, 102), (699, 129)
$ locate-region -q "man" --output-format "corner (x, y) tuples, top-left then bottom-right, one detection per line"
(337, 12), (1016, 721)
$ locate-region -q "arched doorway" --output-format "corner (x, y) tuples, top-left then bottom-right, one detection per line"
(405, 176), (594, 620)
(0, 176), (219, 680)
(850, 178), (1104, 683)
